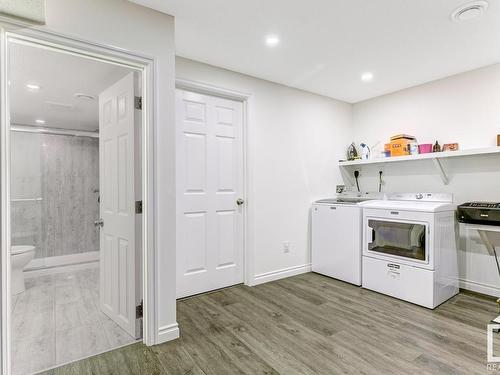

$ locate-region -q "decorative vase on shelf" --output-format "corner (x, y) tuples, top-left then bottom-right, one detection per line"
(360, 143), (371, 160)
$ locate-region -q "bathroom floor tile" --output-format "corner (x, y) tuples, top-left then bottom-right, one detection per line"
(55, 284), (83, 305)
(12, 333), (55, 375)
(55, 299), (101, 332)
(100, 315), (139, 348)
(11, 267), (136, 375)
(55, 323), (110, 364)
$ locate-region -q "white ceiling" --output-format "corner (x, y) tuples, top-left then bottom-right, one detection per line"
(131, 0), (500, 103)
(9, 42), (131, 131)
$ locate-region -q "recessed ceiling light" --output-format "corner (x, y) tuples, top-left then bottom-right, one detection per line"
(451, 1), (488, 22)
(35, 119), (45, 124)
(361, 72), (374, 82)
(265, 35), (280, 47)
(26, 83), (41, 91)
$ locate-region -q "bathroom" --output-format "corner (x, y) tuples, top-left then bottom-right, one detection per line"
(9, 41), (142, 374)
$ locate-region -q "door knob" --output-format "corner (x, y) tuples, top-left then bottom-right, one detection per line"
(94, 219), (104, 228)
(236, 198), (245, 206)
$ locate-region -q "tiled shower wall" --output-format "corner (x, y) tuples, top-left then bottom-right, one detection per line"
(11, 131), (99, 259)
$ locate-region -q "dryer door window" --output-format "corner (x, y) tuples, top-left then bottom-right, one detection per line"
(367, 219), (426, 261)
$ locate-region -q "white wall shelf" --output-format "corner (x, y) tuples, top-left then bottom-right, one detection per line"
(338, 146), (500, 185)
(339, 146), (500, 166)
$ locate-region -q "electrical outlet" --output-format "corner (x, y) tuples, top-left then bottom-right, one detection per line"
(283, 241), (290, 253)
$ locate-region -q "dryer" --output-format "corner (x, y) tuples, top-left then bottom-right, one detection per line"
(361, 193), (459, 309)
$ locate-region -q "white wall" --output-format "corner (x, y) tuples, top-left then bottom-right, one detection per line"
(352, 63), (500, 296)
(5, 0), (177, 344)
(176, 57), (353, 283)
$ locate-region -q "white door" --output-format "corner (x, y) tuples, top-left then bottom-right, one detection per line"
(176, 89), (244, 298)
(99, 72), (140, 338)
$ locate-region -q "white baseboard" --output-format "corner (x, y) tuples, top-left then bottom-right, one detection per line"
(459, 278), (500, 297)
(157, 323), (179, 344)
(24, 251), (99, 277)
(251, 263), (312, 286)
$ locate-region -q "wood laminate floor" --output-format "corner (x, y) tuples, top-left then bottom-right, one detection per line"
(41, 272), (498, 374)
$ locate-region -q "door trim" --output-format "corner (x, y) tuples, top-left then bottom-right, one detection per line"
(0, 23), (160, 374)
(175, 78), (255, 287)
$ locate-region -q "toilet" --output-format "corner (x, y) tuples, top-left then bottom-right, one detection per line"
(11, 245), (35, 294)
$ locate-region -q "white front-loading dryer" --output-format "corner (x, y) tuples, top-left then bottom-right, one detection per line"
(360, 193), (459, 309)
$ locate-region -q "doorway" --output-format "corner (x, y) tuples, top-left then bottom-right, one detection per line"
(7, 39), (143, 374)
(175, 86), (247, 298)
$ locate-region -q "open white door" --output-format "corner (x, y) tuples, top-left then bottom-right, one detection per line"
(176, 89), (245, 298)
(98, 72), (140, 338)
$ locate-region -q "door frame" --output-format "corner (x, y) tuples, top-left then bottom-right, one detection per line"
(0, 22), (158, 374)
(175, 78), (255, 288)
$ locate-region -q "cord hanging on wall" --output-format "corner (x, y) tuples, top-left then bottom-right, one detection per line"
(354, 170), (360, 192)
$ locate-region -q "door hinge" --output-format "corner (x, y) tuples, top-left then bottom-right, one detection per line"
(136, 300), (143, 319)
(134, 96), (142, 110)
(135, 200), (143, 214)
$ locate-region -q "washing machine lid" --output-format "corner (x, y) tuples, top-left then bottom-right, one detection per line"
(11, 245), (35, 255)
(314, 198), (357, 205)
(360, 199), (455, 212)
(314, 191), (386, 205)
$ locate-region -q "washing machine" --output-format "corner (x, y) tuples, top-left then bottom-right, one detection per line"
(311, 191), (383, 286)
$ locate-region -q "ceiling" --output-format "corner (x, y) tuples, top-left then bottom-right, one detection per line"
(9, 42), (131, 131)
(131, 0), (500, 103)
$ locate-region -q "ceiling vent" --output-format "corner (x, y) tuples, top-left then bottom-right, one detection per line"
(74, 93), (96, 101)
(451, 1), (489, 22)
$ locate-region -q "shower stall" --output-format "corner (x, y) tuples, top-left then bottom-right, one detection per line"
(11, 126), (100, 272)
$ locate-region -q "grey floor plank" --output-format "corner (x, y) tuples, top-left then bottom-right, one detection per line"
(150, 342), (207, 375)
(45, 343), (164, 375)
(207, 290), (378, 374)
(42, 272), (496, 375)
(178, 299), (278, 375)
(200, 292), (322, 375)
